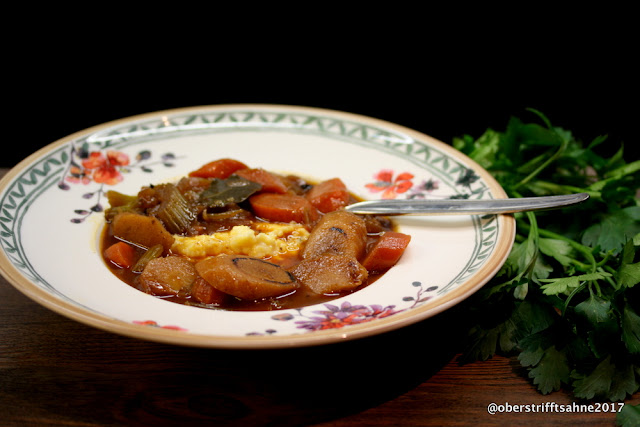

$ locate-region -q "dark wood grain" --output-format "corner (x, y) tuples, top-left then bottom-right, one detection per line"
(1, 169), (638, 426)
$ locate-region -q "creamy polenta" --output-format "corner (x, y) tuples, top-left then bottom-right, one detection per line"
(170, 223), (310, 259)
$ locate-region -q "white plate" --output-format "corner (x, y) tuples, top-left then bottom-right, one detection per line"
(0, 104), (515, 348)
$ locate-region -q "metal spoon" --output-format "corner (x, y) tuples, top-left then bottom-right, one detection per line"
(344, 193), (590, 215)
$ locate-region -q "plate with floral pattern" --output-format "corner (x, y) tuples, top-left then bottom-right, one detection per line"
(0, 104), (515, 348)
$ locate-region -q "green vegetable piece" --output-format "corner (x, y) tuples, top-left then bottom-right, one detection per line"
(199, 175), (262, 208)
(154, 184), (196, 235)
(104, 190), (140, 222)
(106, 190), (138, 207)
(131, 244), (164, 274)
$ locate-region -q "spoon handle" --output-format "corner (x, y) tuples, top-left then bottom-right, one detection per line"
(344, 193), (590, 215)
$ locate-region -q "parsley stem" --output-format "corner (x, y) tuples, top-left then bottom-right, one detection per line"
(595, 251), (614, 268)
(601, 265), (622, 290)
(513, 139), (568, 191)
(528, 181), (601, 199)
(592, 280), (603, 297)
(516, 222), (597, 272)
(562, 282), (587, 316)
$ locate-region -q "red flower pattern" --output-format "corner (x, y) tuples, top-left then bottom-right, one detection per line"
(65, 165), (92, 185)
(133, 320), (187, 331)
(294, 302), (399, 331)
(365, 169), (414, 199)
(79, 151), (130, 185)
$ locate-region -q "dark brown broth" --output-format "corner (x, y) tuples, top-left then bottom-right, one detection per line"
(101, 226), (385, 311)
(101, 171), (398, 312)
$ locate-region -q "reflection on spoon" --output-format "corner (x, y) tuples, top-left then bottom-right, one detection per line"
(344, 193), (590, 216)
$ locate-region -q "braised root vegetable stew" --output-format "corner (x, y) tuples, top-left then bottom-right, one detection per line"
(101, 158), (411, 311)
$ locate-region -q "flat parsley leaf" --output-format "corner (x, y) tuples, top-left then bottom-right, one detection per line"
(461, 300), (556, 363)
(622, 303), (640, 354)
(617, 238), (640, 288)
(462, 325), (501, 362)
(618, 403), (640, 426)
(610, 362), (639, 402)
(452, 129), (501, 170)
(571, 351), (639, 403)
(539, 272), (611, 295)
(502, 235), (537, 278)
(527, 345), (570, 395)
(518, 329), (554, 367)
(574, 293), (612, 326)
(572, 355), (616, 399)
(538, 237), (574, 268)
(582, 207), (640, 254)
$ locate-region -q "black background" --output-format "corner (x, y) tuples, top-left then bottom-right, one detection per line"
(6, 27), (636, 168)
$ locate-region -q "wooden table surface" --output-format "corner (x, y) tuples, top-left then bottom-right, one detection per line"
(1, 168), (637, 426)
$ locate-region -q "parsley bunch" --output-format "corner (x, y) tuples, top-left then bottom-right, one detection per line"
(453, 110), (640, 419)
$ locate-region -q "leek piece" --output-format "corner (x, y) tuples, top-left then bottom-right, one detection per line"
(131, 244), (164, 273)
(154, 184), (195, 234)
(106, 190), (138, 208)
(202, 208), (245, 222)
(104, 190), (139, 222)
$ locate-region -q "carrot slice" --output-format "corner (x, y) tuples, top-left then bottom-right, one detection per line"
(104, 241), (137, 269)
(191, 277), (228, 305)
(188, 158), (248, 179)
(250, 193), (320, 223)
(306, 178), (350, 213)
(361, 231), (411, 273)
(235, 168), (288, 193)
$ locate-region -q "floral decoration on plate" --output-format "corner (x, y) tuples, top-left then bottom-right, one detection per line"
(248, 281), (438, 336)
(57, 141), (180, 223)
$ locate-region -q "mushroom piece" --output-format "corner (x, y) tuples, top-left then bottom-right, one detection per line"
(195, 254), (299, 300)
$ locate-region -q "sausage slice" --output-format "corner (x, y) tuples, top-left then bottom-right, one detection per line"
(138, 256), (197, 296)
(301, 210), (367, 260)
(195, 254), (299, 300)
(291, 254), (368, 295)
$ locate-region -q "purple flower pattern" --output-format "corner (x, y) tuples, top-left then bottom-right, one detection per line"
(248, 281), (438, 336)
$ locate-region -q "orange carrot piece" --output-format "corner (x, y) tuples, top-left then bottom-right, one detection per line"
(250, 193), (320, 223)
(235, 168), (288, 193)
(361, 231), (411, 273)
(104, 241), (137, 269)
(191, 277), (228, 305)
(188, 158), (248, 179)
(306, 178), (350, 213)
